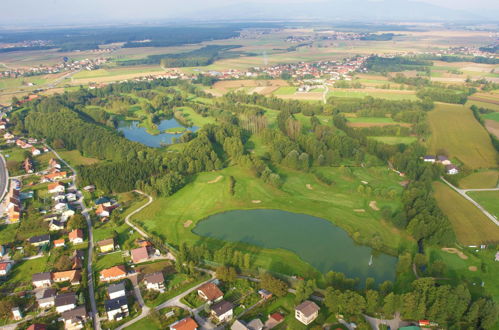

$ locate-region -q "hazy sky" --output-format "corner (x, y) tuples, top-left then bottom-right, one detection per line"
(2, 0), (499, 27)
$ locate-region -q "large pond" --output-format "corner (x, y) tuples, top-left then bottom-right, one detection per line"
(117, 118), (198, 148)
(194, 209), (397, 283)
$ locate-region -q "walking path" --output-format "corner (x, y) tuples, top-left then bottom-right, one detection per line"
(440, 176), (499, 226)
(0, 153), (8, 203)
(125, 190), (153, 239)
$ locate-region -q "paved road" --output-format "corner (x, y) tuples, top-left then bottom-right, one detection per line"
(47, 144), (101, 330)
(364, 312), (412, 330)
(0, 153), (9, 203)
(125, 190), (153, 239)
(441, 176), (499, 226)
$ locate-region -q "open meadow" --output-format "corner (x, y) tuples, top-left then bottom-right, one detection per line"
(467, 191), (499, 219)
(427, 103), (498, 169)
(459, 170), (499, 189)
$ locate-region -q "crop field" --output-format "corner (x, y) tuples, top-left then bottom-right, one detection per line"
(467, 191), (499, 219)
(482, 112), (499, 122)
(132, 165), (412, 276)
(273, 86), (298, 95)
(327, 88), (418, 100)
(369, 136), (417, 145)
(211, 79), (288, 95)
(346, 116), (412, 128)
(459, 170), (499, 189)
(466, 99), (499, 112)
(433, 182), (499, 245)
(485, 119), (499, 139)
(427, 103), (498, 169)
(71, 65), (165, 84)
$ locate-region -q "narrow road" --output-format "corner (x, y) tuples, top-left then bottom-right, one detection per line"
(47, 144), (101, 330)
(322, 84), (329, 104)
(440, 176), (499, 226)
(124, 190), (153, 239)
(0, 153), (9, 203)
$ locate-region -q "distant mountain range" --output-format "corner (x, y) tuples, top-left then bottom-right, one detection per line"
(186, 0), (496, 22)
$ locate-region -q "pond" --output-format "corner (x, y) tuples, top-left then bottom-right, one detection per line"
(194, 209), (397, 283)
(117, 118), (198, 148)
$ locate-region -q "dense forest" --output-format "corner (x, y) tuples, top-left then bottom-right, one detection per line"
(364, 56), (432, 73)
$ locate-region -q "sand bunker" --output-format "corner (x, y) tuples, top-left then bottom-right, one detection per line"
(468, 266), (477, 272)
(306, 184), (313, 190)
(207, 176), (223, 184)
(252, 200), (262, 204)
(442, 247), (468, 260)
(183, 220), (193, 228)
(354, 209), (366, 213)
(369, 201), (380, 211)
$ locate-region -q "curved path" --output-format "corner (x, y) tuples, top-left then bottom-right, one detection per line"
(440, 176), (499, 226)
(124, 190), (154, 239)
(0, 153), (9, 203)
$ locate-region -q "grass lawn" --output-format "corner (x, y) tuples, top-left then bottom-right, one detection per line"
(427, 103), (498, 169)
(124, 317), (159, 330)
(0, 224), (19, 245)
(132, 165), (411, 277)
(482, 112), (499, 122)
(327, 89), (418, 101)
(466, 100), (499, 112)
(467, 191), (499, 219)
(459, 170), (499, 189)
(433, 182), (499, 245)
(95, 252), (126, 271)
(369, 136), (417, 145)
(175, 106), (216, 127)
(273, 86), (297, 95)
(56, 149), (100, 166)
(7, 256), (49, 284)
(347, 117), (395, 123)
(145, 274), (209, 307)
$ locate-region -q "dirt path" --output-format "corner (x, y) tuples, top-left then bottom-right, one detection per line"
(441, 247), (468, 260)
(207, 175), (223, 184)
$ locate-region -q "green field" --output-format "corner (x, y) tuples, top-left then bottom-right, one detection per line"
(467, 191), (499, 219)
(273, 86), (297, 95)
(483, 112), (499, 122)
(175, 106), (216, 126)
(72, 66), (162, 79)
(428, 103), (498, 169)
(132, 165), (412, 277)
(56, 149), (100, 166)
(433, 182), (499, 245)
(327, 89), (418, 101)
(369, 136), (417, 145)
(459, 171), (499, 189)
(347, 117), (395, 123)
(466, 100), (499, 112)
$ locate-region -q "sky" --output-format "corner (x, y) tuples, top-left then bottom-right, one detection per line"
(2, 0), (499, 27)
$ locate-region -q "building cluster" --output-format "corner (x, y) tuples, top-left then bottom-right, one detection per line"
(423, 155), (459, 175)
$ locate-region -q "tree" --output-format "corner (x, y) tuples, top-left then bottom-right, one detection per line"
(383, 293), (398, 317)
(216, 266), (237, 283)
(260, 273), (288, 297)
(295, 279), (315, 303)
(366, 290), (381, 315)
(68, 214), (86, 230)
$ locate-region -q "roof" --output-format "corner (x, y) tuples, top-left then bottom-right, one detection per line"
(97, 238), (114, 247)
(53, 239), (65, 245)
(437, 155), (448, 161)
(198, 282), (223, 301)
(231, 320), (249, 330)
(211, 300), (233, 317)
(105, 297), (128, 312)
(171, 317), (198, 330)
(143, 272), (164, 284)
(29, 234), (50, 243)
(48, 182), (63, 190)
(32, 272), (52, 282)
(295, 300), (320, 317)
(53, 270), (81, 283)
(95, 197), (110, 205)
(55, 292), (76, 307)
(446, 164), (458, 170)
(0, 262), (11, 271)
(108, 282), (126, 295)
(27, 324), (47, 330)
(39, 288), (56, 299)
(131, 246), (149, 263)
(270, 313), (284, 322)
(247, 319), (264, 330)
(69, 229), (83, 240)
(423, 155), (435, 159)
(100, 265), (126, 279)
(61, 305), (87, 321)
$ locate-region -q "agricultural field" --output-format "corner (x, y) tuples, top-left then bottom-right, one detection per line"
(346, 116), (412, 128)
(70, 65), (165, 85)
(433, 182), (499, 245)
(459, 171), (499, 189)
(427, 103), (498, 169)
(369, 136), (417, 145)
(327, 88), (418, 101)
(210, 79), (289, 96)
(467, 191), (499, 219)
(55, 149), (100, 166)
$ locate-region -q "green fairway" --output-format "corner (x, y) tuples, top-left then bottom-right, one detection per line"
(369, 136), (417, 145)
(273, 86), (297, 95)
(483, 112), (499, 122)
(459, 171), (499, 189)
(467, 191), (499, 219)
(132, 165), (411, 277)
(347, 117), (395, 123)
(327, 89), (418, 101)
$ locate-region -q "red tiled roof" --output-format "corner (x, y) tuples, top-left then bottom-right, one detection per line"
(69, 229), (83, 240)
(100, 265), (126, 280)
(171, 317), (198, 330)
(198, 282), (223, 301)
(131, 246), (149, 263)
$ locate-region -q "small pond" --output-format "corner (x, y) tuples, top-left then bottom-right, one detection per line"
(194, 209), (397, 283)
(117, 118), (198, 148)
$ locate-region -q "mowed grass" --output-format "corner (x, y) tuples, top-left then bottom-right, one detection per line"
(56, 149), (100, 166)
(467, 191), (499, 219)
(347, 117), (395, 123)
(132, 165), (411, 276)
(327, 89), (418, 101)
(369, 136), (417, 145)
(433, 182), (499, 245)
(482, 112), (499, 122)
(273, 86), (297, 95)
(427, 103), (498, 169)
(459, 170), (499, 189)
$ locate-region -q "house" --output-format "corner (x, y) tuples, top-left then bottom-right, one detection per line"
(423, 155), (436, 163)
(232, 320), (250, 330)
(258, 289), (272, 300)
(49, 220), (65, 231)
(48, 182), (65, 194)
(36, 288), (56, 309)
(100, 265), (127, 282)
(55, 292), (77, 313)
(43, 214), (58, 222)
(61, 306), (87, 330)
(49, 158), (61, 170)
(130, 246), (150, 264)
(95, 197), (110, 205)
(23, 158), (33, 174)
(437, 155), (451, 165)
(8, 206), (20, 223)
(54, 238), (65, 248)
(446, 164), (459, 175)
(53, 270), (81, 285)
(95, 204), (110, 217)
(170, 317), (198, 330)
(41, 171), (67, 183)
(11, 307), (22, 320)
(0, 261), (12, 277)
(198, 282), (224, 302)
(495, 251), (499, 262)
(107, 281), (126, 299)
(247, 319), (264, 330)
(83, 185), (95, 192)
(211, 300), (234, 323)
(54, 202), (69, 212)
(32, 272), (53, 288)
(27, 324), (47, 330)
(29, 234), (50, 247)
(66, 192), (77, 202)
(31, 147), (41, 156)
(69, 229), (84, 244)
(105, 297), (129, 321)
(295, 300), (320, 325)
(143, 272), (165, 292)
(264, 313), (284, 329)
(97, 238), (115, 253)
(71, 250), (84, 270)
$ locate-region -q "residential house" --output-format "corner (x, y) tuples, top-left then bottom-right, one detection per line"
(143, 272), (165, 292)
(53, 239), (65, 248)
(95, 204), (110, 217)
(105, 297), (129, 321)
(43, 214), (58, 222)
(66, 192), (77, 202)
(0, 261), (12, 277)
(107, 282), (126, 299)
(8, 206), (20, 223)
(36, 288), (56, 309)
(446, 164), (459, 175)
(3, 133), (14, 139)
(48, 182), (65, 194)
(258, 289), (272, 300)
(49, 220), (65, 231)
(11, 307), (22, 320)
(94, 197), (110, 205)
(83, 185), (95, 192)
(295, 300), (320, 325)
(170, 317), (198, 330)
(54, 202), (69, 212)
(198, 282), (223, 303)
(31, 147), (41, 156)
(32, 272), (53, 288)
(61, 306), (87, 330)
(53, 270), (81, 285)
(97, 238), (115, 253)
(23, 158), (33, 174)
(423, 155), (436, 163)
(71, 250), (84, 270)
(437, 155), (451, 165)
(246, 319), (264, 330)
(264, 313), (284, 329)
(27, 324), (47, 330)
(49, 158), (61, 170)
(232, 320), (250, 330)
(69, 229), (84, 244)
(41, 171), (67, 183)
(100, 265), (127, 282)
(29, 234), (50, 247)
(130, 246), (150, 264)
(211, 300), (233, 323)
(55, 292), (77, 313)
